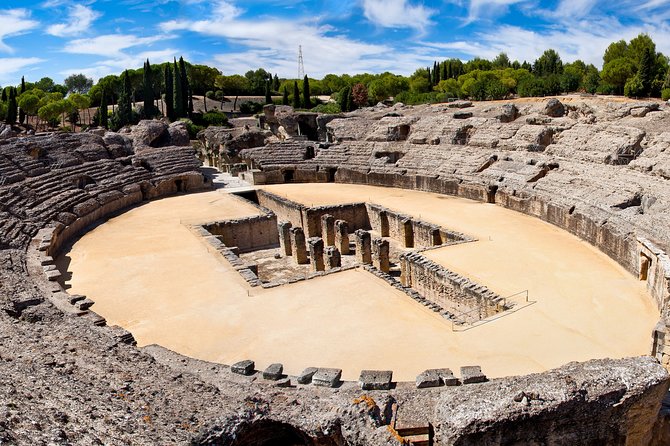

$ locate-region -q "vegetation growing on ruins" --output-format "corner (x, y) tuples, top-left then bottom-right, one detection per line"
(0, 33), (669, 131)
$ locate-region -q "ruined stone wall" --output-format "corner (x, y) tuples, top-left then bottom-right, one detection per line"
(256, 190), (305, 229)
(400, 252), (506, 322)
(203, 214), (278, 253)
(303, 203), (370, 239)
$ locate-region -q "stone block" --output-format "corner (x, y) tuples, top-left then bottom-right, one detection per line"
(278, 221), (293, 256)
(324, 246), (341, 269)
(308, 237), (325, 272)
(290, 227), (308, 264)
(321, 214), (335, 246)
(75, 298), (94, 311)
(45, 270), (61, 282)
(372, 238), (390, 273)
(312, 368), (342, 387)
(461, 365), (487, 384)
(416, 369), (441, 388)
(274, 378), (292, 388)
(355, 230), (372, 264)
(359, 370), (393, 390)
(263, 363), (283, 380)
(297, 367), (318, 384)
(231, 360), (255, 376)
(334, 220), (350, 255)
(436, 368), (460, 386)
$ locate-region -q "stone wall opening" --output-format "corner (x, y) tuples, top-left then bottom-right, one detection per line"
(229, 420), (313, 446)
(283, 169), (295, 183)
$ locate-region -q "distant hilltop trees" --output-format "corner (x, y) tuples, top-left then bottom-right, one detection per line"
(1, 32), (669, 131)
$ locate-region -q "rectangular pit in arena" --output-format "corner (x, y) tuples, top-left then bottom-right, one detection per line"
(190, 189), (511, 325)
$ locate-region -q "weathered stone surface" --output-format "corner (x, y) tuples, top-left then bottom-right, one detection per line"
(0, 123), (16, 139)
(263, 363), (283, 380)
(355, 230), (372, 264)
(297, 367), (318, 384)
(454, 111), (473, 119)
(167, 121), (191, 146)
(542, 98), (565, 117)
(359, 370), (393, 390)
(460, 365), (487, 384)
(497, 104), (519, 123)
(130, 120), (169, 149)
(437, 368), (460, 386)
(416, 369), (441, 388)
(312, 368), (342, 387)
(231, 360), (255, 376)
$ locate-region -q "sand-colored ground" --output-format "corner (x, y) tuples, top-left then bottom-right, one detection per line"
(63, 184), (659, 381)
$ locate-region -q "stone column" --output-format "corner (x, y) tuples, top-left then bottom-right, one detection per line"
(278, 221), (293, 256)
(401, 218), (414, 248)
(321, 214), (335, 246)
(399, 254), (411, 287)
(290, 227), (308, 264)
(308, 237), (325, 272)
(324, 246), (341, 269)
(334, 220), (350, 255)
(355, 230), (372, 264)
(372, 238), (390, 273)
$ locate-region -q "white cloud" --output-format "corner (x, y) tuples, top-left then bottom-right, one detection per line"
(61, 49), (181, 81)
(552, 0), (599, 18)
(0, 57), (43, 84)
(64, 34), (167, 57)
(160, 1), (421, 77)
(463, 0), (529, 22)
(47, 5), (100, 37)
(0, 9), (39, 53)
(361, 0), (435, 32)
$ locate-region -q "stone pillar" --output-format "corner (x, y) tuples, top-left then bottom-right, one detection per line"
(372, 238), (390, 273)
(278, 221), (293, 256)
(401, 218), (414, 248)
(355, 230), (372, 264)
(308, 237), (325, 272)
(290, 227), (308, 264)
(321, 214), (335, 246)
(399, 254), (411, 287)
(324, 246), (341, 270)
(334, 220), (350, 255)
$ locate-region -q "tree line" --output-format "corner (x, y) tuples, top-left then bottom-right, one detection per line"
(1, 32), (670, 130)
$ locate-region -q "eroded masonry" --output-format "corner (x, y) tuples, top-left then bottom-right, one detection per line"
(2, 98), (670, 444)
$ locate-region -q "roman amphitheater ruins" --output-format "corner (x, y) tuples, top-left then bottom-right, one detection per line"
(2, 97), (670, 444)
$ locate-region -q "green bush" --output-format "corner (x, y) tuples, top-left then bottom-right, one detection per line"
(394, 91), (450, 105)
(179, 118), (204, 139)
(201, 111), (229, 127)
(239, 101), (263, 114)
(662, 88), (670, 101)
(311, 102), (341, 114)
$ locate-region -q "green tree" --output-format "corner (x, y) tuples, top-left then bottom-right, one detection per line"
(492, 52), (511, 69)
(624, 74), (644, 97)
(293, 81), (300, 109)
(214, 74), (250, 111)
(164, 64), (174, 121)
(173, 58), (184, 118)
(638, 46), (654, 96)
(178, 57), (189, 117)
(533, 49), (563, 77)
(245, 68), (271, 95)
(19, 76), (26, 124)
(116, 70), (133, 128)
(18, 92), (40, 122)
(5, 87), (17, 124)
(69, 93), (91, 128)
(338, 86), (351, 112)
(282, 86), (289, 105)
(265, 80), (272, 104)
(64, 73), (93, 94)
(601, 58), (636, 95)
(273, 74), (280, 91)
(302, 75), (311, 109)
(35, 77), (56, 92)
(604, 40), (628, 65)
(143, 59), (156, 118)
(98, 88), (108, 129)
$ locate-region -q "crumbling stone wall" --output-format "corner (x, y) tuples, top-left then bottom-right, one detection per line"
(203, 214), (278, 253)
(400, 252), (506, 322)
(303, 203), (370, 239)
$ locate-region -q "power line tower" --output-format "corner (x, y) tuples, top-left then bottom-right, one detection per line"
(298, 45), (305, 79)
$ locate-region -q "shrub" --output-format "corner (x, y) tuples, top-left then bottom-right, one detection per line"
(662, 88), (670, 101)
(179, 118), (204, 139)
(239, 101), (263, 114)
(311, 102), (341, 114)
(201, 111), (229, 127)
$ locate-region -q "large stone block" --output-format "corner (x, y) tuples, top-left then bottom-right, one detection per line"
(297, 367), (318, 384)
(231, 360), (255, 376)
(461, 365), (487, 384)
(334, 220), (350, 255)
(290, 227), (308, 264)
(359, 370), (393, 390)
(278, 221), (293, 256)
(321, 214), (336, 246)
(263, 363), (283, 380)
(313, 368), (342, 387)
(308, 237), (325, 272)
(355, 230), (372, 264)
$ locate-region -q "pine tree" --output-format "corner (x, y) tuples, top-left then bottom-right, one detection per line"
(265, 81), (272, 104)
(282, 86), (289, 105)
(99, 88), (108, 129)
(19, 76), (26, 125)
(302, 75), (311, 109)
(178, 57), (189, 116)
(639, 47), (654, 97)
(117, 70), (133, 128)
(164, 64), (174, 121)
(292, 81), (300, 109)
(143, 60), (155, 118)
(173, 58), (184, 118)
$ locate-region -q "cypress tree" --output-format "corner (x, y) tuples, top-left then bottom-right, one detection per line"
(292, 81), (300, 109)
(433, 61), (439, 85)
(19, 76), (26, 124)
(188, 84), (194, 116)
(99, 88), (108, 129)
(273, 74), (280, 91)
(441, 62), (447, 83)
(282, 86), (289, 105)
(143, 59), (155, 118)
(6, 88), (17, 124)
(117, 70), (132, 128)
(265, 80), (272, 104)
(1, 88), (7, 102)
(178, 57), (189, 116)
(639, 47), (654, 96)
(338, 86), (351, 112)
(302, 75), (311, 109)
(173, 58), (184, 118)
(164, 64), (174, 121)
(346, 87), (355, 112)
(427, 66), (432, 87)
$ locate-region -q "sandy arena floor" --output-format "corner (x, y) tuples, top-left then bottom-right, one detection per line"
(62, 184), (659, 381)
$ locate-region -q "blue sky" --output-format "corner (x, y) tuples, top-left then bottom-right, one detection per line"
(1, 0), (670, 85)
